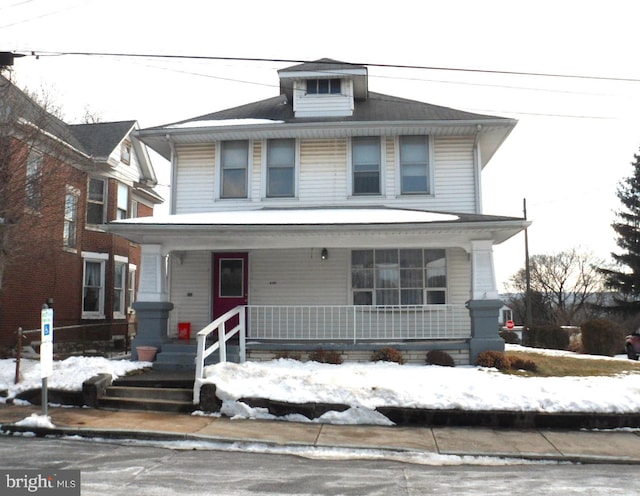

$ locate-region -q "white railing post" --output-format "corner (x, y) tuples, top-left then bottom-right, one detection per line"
(239, 308), (246, 363)
(219, 321), (227, 363)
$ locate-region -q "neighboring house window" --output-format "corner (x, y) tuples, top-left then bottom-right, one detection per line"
(400, 136), (430, 194)
(351, 249), (446, 305)
(63, 187), (79, 249)
(267, 138), (295, 197)
(128, 264), (137, 313)
(25, 151), (43, 211)
(87, 178), (106, 224)
(307, 78), (341, 94)
(113, 260), (127, 318)
(117, 183), (129, 219)
(121, 141), (131, 165)
(131, 200), (139, 218)
(82, 255), (107, 318)
(352, 137), (381, 195)
(221, 140), (248, 198)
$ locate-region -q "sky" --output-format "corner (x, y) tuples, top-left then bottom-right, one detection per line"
(2, 0), (640, 291)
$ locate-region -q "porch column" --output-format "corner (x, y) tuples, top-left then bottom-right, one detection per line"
(467, 240), (503, 363)
(131, 244), (173, 360)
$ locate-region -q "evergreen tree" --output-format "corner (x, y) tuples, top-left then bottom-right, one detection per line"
(600, 149), (640, 314)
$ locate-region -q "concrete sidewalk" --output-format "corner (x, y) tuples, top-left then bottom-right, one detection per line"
(1, 402), (639, 464)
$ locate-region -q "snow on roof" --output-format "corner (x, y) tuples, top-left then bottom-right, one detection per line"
(165, 119), (285, 129)
(113, 208), (459, 226)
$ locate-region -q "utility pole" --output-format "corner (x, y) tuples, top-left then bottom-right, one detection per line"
(523, 198), (532, 329)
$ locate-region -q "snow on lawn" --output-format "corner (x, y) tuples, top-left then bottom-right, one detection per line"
(202, 344), (640, 424)
(0, 356), (150, 401)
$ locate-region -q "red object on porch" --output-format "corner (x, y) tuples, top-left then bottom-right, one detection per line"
(178, 322), (191, 340)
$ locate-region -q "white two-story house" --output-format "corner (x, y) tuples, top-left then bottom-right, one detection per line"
(107, 59), (528, 367)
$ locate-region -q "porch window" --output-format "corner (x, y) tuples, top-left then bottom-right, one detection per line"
(352, 137), (380, 195)
(267, 139), (295, 197)
(400, 136), (430, 194)
(221, 140), (249, 198)
(82, 257), (106, 318)
(87, 178), (106, 225)
(351, 249), (446, 305)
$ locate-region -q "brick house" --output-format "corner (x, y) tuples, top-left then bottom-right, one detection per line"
(0, 75), (163, 349)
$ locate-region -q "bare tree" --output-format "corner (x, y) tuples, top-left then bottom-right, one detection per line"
(506, 248), (609, 326)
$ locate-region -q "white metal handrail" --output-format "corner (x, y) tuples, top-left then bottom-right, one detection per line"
(193, 306), (246, 403)
(247, 304), (469, 342)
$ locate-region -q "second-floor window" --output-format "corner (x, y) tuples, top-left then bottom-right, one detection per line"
(117, 183), (129, 219)
(352, 137), (381, 195)
(221, 140), (248, 199)
(25, 151), (43, 211)
(87, 178), (106, 225)
(267, 139), (295, 197)
(63, 188), (79, 249)
(400, 136), (430, 194)
(307, 78), (341, 94)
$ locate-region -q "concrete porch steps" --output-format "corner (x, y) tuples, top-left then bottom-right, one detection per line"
(97, 370), (196, 413)
(152, 341), (241, 371)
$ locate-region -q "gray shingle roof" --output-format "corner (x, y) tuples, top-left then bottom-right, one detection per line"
(69, 120), (136, 160)
(164, 91), (504, 128)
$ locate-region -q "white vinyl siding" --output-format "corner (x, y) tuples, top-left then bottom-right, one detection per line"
(168, 251), (212, 336)
(299, 138), (347, 203)
(174, 144), (216, 213)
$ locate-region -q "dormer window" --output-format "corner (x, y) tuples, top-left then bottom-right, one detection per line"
(307, 78), (341, 95)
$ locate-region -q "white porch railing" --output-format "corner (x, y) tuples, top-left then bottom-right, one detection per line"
(248, 304), (469, 342)
(193, 306), (246, 404)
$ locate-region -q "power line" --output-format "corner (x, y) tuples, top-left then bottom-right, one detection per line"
(17, 51), (640, 84)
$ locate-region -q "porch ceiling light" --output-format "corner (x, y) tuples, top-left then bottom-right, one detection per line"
(321, 248), (328, 260)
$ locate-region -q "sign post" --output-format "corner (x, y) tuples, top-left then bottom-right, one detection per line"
(40, 306), (54, 417)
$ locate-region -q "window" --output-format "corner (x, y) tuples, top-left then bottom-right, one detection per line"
(114, 261), (126, 318)
(82, 257), (106, 318)
(352, 137), (380, 195)
(25, 151), (43, 211)
(400, 136), (430, 194)
(128, 264), (137, 313)
(267, 139), (295, 197)
(351, 249), (446, 305)
(87, 178), (106, 224)
(307, 78), (341, 94)
(63, 189), (79, 249)
(121, 141), (131, 165)
(221, 140), (248, 198)
(117, 183), (129, 219)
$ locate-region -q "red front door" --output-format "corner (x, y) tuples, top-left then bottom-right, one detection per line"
(212, 253), (248, 332)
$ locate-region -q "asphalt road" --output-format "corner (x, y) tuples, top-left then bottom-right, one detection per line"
(0, 436), (631, 495)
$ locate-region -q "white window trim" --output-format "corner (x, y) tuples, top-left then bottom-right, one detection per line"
(261, 138), (299, 199)
(63, 185), (80, 252)
(113, 258), (128, 319)
(394, 135), (435, 197)
(82, 252), (108, 319)
(216, 140), (253, 201)
(128, 263), (137, 314)
(347, 136), (385, 198)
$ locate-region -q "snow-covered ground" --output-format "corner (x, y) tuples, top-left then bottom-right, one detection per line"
(2, 346), (640, 427)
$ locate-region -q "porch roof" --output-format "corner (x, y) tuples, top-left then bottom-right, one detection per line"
(105, 207), (529, 252)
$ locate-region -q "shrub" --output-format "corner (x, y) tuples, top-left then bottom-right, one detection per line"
(523, 325), (570, 350)
(476, 350), (511, 370)
(425, 350), (455, 367)
(508, 356), (538, 373)
(274, 351), (301, 361)
(581, 319), (626, 357)
(499, 329), (520, 345)
(371, 347), (405, 364)
(308, 348), (343, 365)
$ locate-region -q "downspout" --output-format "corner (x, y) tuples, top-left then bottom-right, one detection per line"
(473, 124), (482, 214)
(167, 135), (177, 215)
